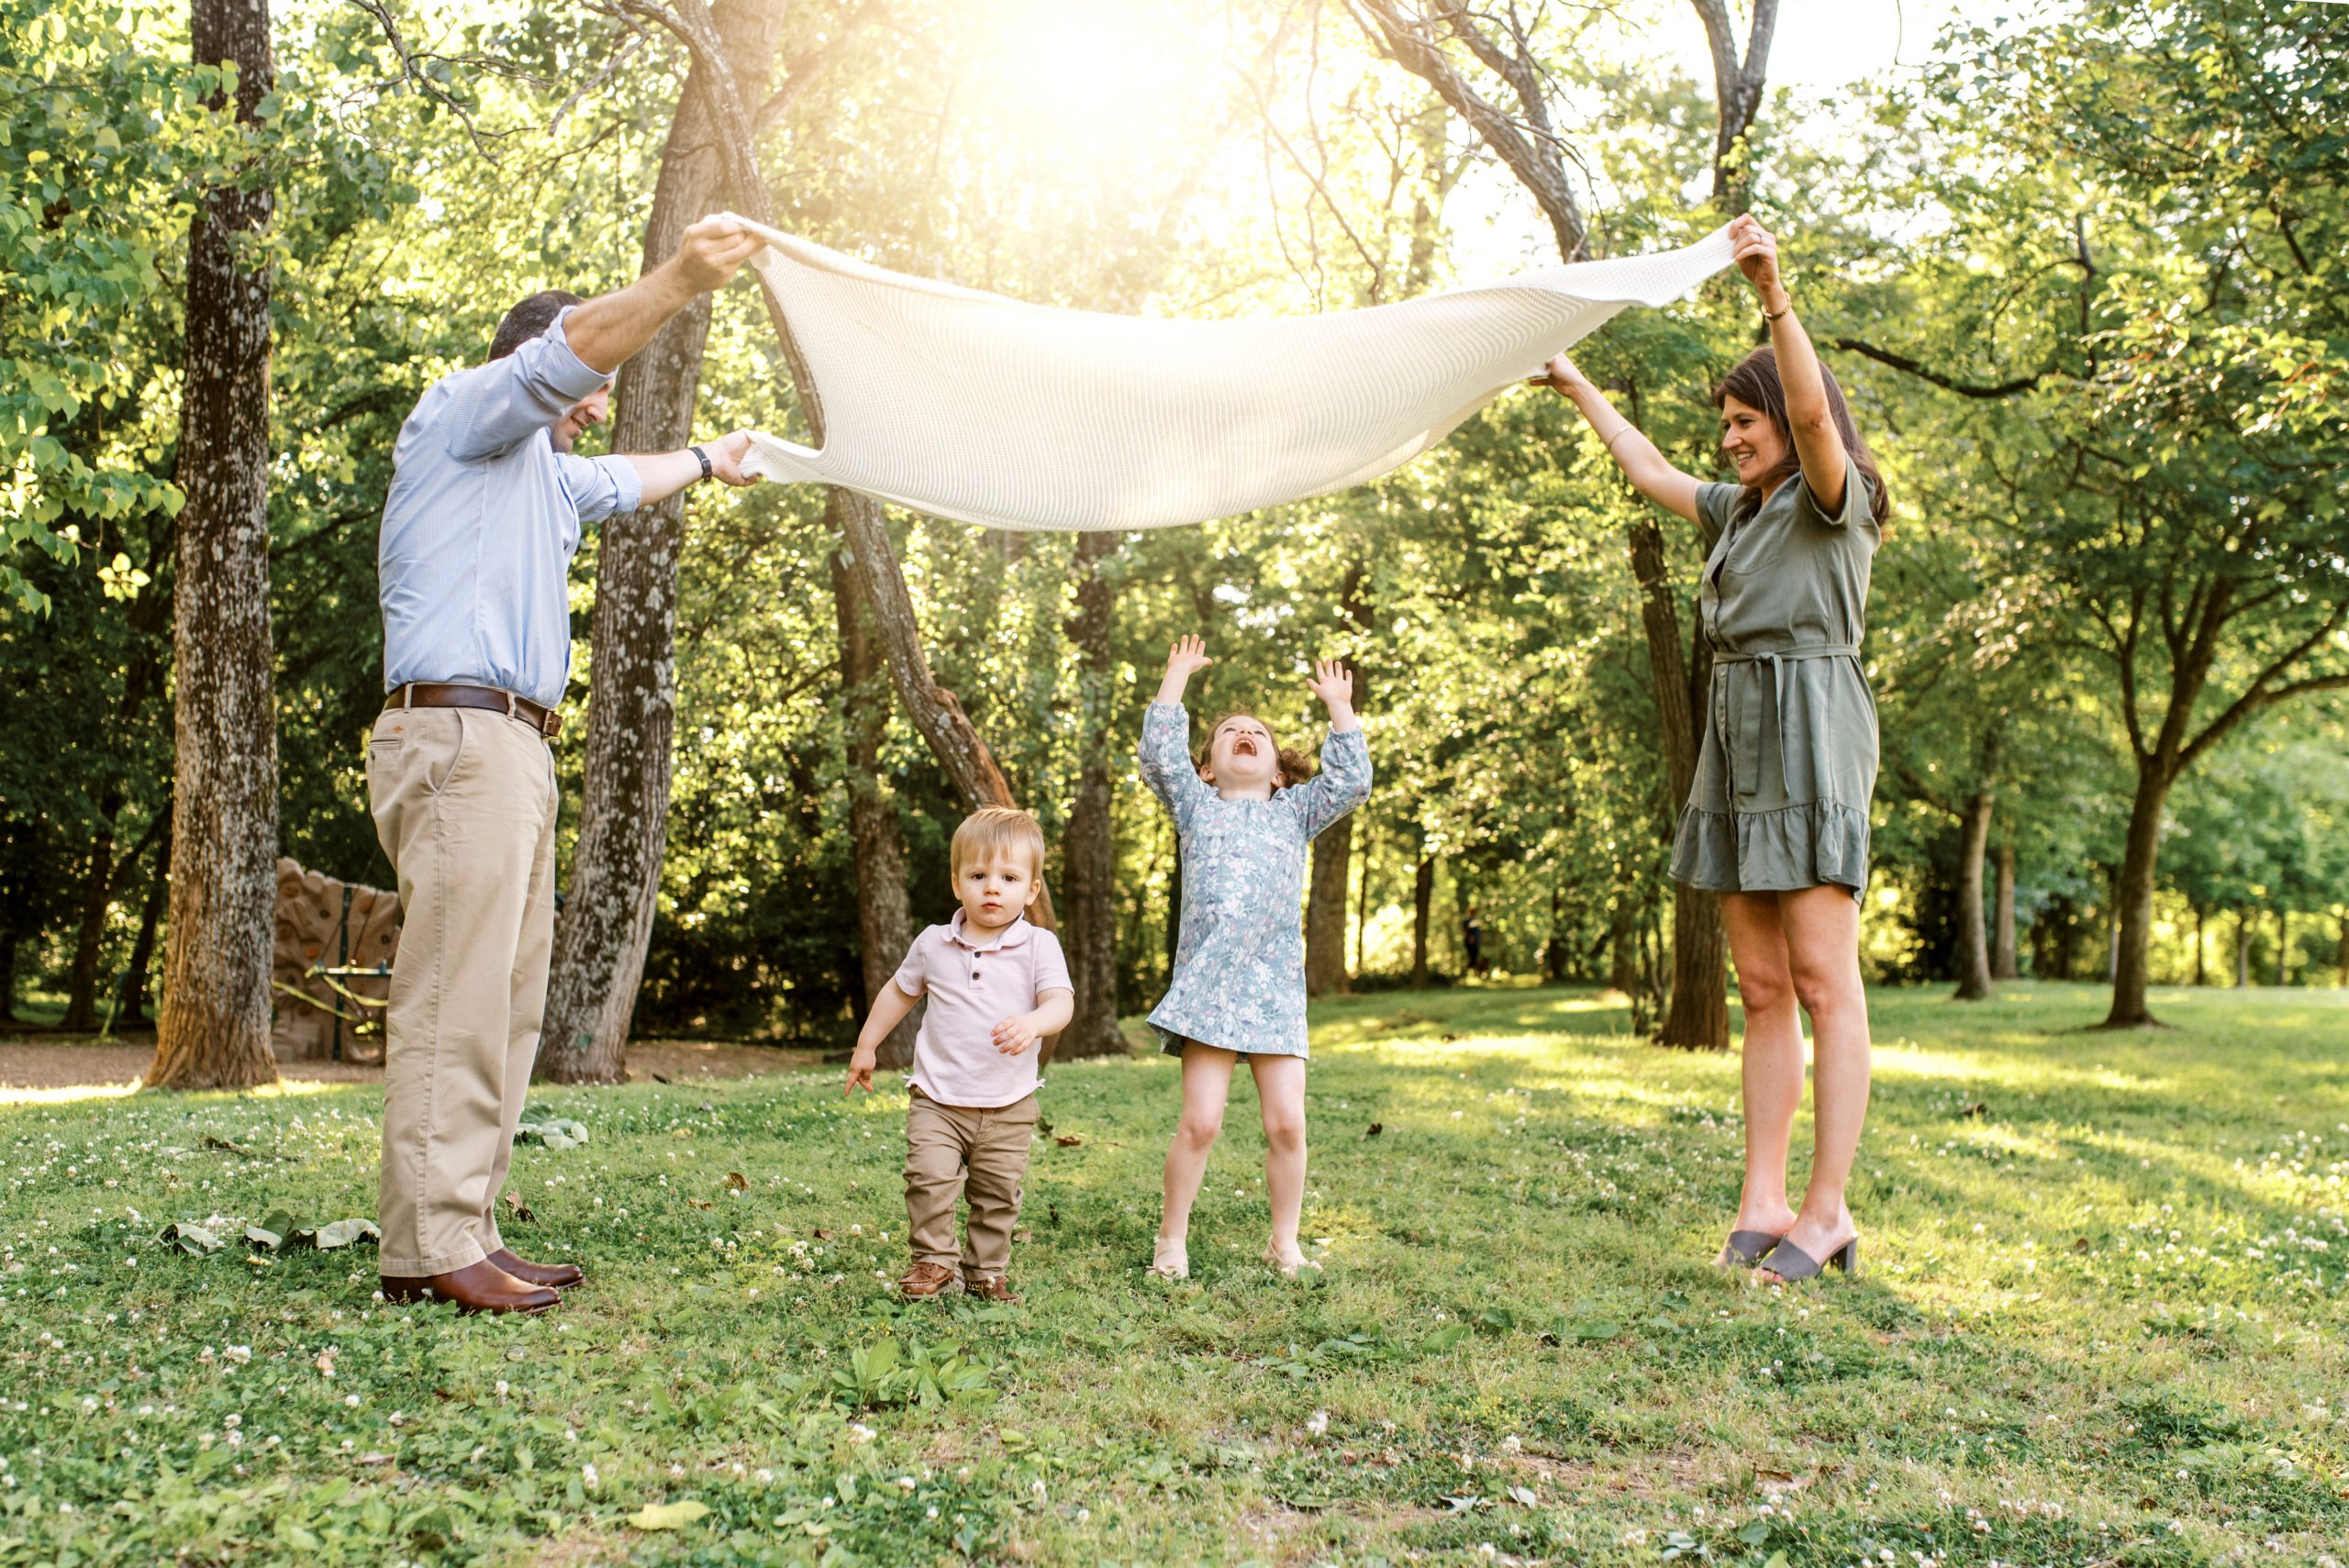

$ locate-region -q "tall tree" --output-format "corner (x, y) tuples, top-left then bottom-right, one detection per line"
(1349, 0), (1740, 1047)
(145, 0), (279, 1090)
(538, 0), (797, 1084)
(614, 0), (1056, 924)
(1688, 0), (1777, 212)
(1914, 1), (2349, 1026)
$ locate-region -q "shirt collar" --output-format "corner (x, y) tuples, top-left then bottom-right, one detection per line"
(947, 910), (1032, 952)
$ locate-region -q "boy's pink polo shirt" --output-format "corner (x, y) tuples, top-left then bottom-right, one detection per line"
(892, 912), (1073, 1109)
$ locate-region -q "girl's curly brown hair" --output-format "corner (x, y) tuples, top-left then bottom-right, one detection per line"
(1195, 711), (1315, 790)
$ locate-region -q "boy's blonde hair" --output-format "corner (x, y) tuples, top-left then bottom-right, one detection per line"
(951, 806), (1047, 879)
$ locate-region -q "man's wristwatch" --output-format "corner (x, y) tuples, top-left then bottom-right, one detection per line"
(690, 444), (712, 482)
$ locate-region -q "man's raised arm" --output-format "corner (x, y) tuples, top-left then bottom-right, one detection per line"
(563, 216), (763, 375)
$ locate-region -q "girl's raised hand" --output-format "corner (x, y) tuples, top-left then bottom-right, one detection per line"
(1163, 635), (1212, 680)
(1307, 658), (1354, 713)
(1729, 214), (1783, 296)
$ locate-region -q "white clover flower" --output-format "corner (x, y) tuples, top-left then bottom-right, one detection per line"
(583, 1462), (600, 1489)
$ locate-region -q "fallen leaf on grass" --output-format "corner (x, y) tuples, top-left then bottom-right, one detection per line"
(629, 1499), (710, 1530)
(1507, 1485), (1540, 1507)
(1365, 1122), (1383, 1137)
(355, 1452), (394, 1466)
(1012, 1229), (1032, 1243)
(725, 1171), (748, 1191)
(159, 1221), (225, 1255)
(687, 1198), (714, 1210)
(1959, 1102), (1987, 1118)
(812, 1229), (832, 1240)
(503, 1192), (535, 1224)
(289, 1218), (380, 1251)
(1054, 1133), (1084, 1148)
(245, 1210), (297, 1251)
(1441, 1495), (1485, 1514)
(651, 1072), (673, 1084)
(2073, 1236), (2093, 1253)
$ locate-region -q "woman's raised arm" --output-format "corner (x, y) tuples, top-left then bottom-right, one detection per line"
(1537, 355), (1703, 525)
(1731, 215), (1850, 515)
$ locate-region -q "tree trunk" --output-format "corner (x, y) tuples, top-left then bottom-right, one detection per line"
(2192, 905), (2207, 987)
(60, 798), (120, 1032)
(1607, 894), (1641, 994)
(2236, 912), (2253, 988)
(2277, 909), (2291, 988)
(1951, 788), (1996, 1000)
(644, 0), (1049, 927)
(1308, 570), (1371, 996)
(1689, 0), (1780, 211)
(2099, 763), (2171, 1028)
(538, 0), (789, 1084)
(119, 813), (172, 1027)
(1410, 856), (1432, 988)
(829, 547), (918, 1068)
(1353, 813), (1373, 976)
(0, 930), (17, 1024)
(2336, 915), (2347, 989)
(1544, 883), (1568, 983)
(146, 0), (279, 1092)
(1055, 530), (1127, 1059)
(1307, 819), (1353, 996)
(1991, 843), (2019, 979)
(1629, 519), (1729, 1049)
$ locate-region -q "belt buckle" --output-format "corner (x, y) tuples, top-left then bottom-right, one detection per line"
(542, 707), (563, 739)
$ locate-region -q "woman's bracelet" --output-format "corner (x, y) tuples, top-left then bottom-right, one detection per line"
(1601, 423), (1641, 453)
(1763, 295), (1794, 322)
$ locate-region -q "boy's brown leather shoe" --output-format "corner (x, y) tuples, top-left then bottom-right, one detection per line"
(898, 1262), (958, 1298)
(963, 1274), (1021, 1304)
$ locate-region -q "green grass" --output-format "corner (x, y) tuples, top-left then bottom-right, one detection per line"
(5, 981), (2347, 1566)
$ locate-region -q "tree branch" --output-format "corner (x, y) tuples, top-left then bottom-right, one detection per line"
(1831, 337), (2056, 399)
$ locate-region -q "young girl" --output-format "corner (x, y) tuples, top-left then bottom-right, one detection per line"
(1138, 636), (1371, 1279)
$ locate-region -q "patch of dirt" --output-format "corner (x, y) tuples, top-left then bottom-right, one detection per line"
(0, 1032), (825, 1100)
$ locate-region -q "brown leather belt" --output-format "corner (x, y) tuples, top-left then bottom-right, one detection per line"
(384, 682), (562, 738)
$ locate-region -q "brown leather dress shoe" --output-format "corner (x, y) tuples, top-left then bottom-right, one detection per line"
(489, 1248), (584, 1290)
(380, 1259), (560, 1315)
(897, 1261), (957, 1298)
(963, 1274), (1021, 1304)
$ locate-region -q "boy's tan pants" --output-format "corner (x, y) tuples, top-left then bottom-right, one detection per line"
(905, 1088), (1037, 1282)
(366, 706), (559, 1277)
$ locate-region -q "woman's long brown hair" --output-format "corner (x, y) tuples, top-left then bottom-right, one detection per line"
(1714, 347), (1890, 523)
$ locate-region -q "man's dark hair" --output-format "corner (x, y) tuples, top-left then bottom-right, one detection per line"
(488, 289), (584, 361)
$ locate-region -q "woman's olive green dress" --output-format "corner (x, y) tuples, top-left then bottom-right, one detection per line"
(1668, 459), (1881, 901)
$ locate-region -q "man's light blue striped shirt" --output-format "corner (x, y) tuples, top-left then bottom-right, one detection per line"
(378, 308), (641, 711)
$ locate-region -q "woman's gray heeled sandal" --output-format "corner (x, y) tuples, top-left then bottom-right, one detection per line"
(1760, 1236), (1859, 1281)
(1717, 1229), (1787, 1269)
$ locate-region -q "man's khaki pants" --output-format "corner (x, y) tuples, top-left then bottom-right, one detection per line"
(367, 706), (558, 1277)
(905, 1088), (1037, 1283)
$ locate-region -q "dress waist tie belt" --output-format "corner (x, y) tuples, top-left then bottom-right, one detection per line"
(1709, 644), (1860, 804)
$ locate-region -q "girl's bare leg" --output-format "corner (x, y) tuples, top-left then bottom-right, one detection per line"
(1248, 1052), (1309, 1266)
(1157, 1043), (1240, 1255)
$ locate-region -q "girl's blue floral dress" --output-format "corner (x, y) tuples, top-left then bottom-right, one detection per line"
(1139, 701), (1373, 1057)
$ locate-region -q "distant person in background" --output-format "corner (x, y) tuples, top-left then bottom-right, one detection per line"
(1462, 906), (1486, 978)
(370, 217), (765, 1316)
(1540, 214), (1887, 1284)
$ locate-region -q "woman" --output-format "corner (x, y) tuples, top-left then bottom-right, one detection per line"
(1542, 215), (1887, 1282)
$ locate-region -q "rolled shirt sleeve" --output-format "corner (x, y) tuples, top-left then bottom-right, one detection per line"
(555, 452), (642, 526)
(440, 307), (614, 462)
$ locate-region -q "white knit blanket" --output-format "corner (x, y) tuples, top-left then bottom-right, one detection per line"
(732, 215), (1735, 532)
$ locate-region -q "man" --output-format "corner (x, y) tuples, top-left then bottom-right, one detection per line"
(370, 216), (765, 1314)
